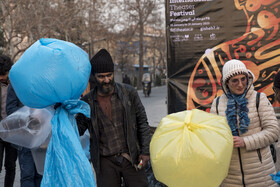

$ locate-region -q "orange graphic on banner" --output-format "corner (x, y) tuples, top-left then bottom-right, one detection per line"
(187, 0), (280, 111)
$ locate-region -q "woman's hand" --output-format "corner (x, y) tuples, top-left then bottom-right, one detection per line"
(233, 136), (245, 147)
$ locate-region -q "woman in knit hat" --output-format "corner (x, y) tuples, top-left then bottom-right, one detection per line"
(210, 59), (279, 187)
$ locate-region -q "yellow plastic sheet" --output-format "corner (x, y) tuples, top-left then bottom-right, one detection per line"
(150, 109), (233, 187)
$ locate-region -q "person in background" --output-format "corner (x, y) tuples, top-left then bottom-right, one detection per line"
(76, 49), (151, 187)
(210, 59), (279, 186)
(6, 84), (42, 187)
(0, 55), (17, 187)
(122, 74), (131, 85)
(273, 71), (280, 104)
(142, 73), (151, 97)
(272, 70), (280, 171)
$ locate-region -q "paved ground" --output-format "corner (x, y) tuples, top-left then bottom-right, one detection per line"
(137, 85), (168, 128)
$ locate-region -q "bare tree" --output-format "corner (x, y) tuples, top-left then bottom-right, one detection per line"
(147, 29), (166, 84)
(0, 0), (165, 82)
(0, 0), (25, 60)
(0, 0), (100, 60)
(115, 0), (164, 89)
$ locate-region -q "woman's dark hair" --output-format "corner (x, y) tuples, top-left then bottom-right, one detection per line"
(0, 55), (13, 75)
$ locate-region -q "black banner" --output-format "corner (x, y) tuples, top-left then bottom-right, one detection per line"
(166, 0), (280, 113)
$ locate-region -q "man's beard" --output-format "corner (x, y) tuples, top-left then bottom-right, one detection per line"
(96, 79), (115, 95)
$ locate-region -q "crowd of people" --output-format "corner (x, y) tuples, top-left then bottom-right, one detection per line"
(0, 49), (280, 187)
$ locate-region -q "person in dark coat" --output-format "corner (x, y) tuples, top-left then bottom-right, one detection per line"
(0, 55), (18, 187)
(122, 74), (131, 85)
(273, 71), (280, 103)
(76, 49), (151, 187)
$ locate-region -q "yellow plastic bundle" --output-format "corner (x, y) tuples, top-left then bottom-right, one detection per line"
(150, 109), (233, 187)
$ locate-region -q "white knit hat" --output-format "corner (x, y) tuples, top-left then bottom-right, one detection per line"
(222, 59), (248, 83)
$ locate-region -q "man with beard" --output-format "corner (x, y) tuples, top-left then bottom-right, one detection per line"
(76, 49), (151, 187)
(0, 55), (18, 187)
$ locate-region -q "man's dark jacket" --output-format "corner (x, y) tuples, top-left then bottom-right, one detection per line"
(6, 85), (23, 116)
(76, 83), (151, 173)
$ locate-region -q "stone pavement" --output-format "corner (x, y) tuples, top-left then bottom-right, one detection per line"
(137, 85), (168, 128)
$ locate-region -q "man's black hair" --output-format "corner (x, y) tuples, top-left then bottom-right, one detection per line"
(0, 55), (13, 75)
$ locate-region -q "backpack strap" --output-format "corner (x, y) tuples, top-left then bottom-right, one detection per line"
(255, 92), (264, 163)
(256, 92), (260, 112)
(255, 91), (277, 163)
(216, 96), (220, 115)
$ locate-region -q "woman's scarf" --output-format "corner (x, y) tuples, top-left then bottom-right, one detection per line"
(225, 88), (250, 136)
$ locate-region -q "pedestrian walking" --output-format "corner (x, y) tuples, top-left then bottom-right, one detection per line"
(76, 48), (151, 187)
(210, 59), (279, 186)
(6, 85), (42, 187)
(122, 74), (131, 85)
(0, 55), (18, 187)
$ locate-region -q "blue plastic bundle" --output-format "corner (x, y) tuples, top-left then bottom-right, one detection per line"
(9, 38), (90, 108)
(9, 38), (96, 187)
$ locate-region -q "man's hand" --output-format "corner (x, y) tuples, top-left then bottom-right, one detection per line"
(233, 136), (245, 148)
(138, 154), (150, 168)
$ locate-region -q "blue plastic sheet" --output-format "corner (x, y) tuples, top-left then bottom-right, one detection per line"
(42, 100), (95, 186)
(9, 38), (96, 187)
(270, 172), (280, 185)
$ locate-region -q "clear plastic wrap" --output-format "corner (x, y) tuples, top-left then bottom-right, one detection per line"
(31, 129), (91, 176)
(31, 133), (51, 175)
(0, 106), (53, 149)
(80, 130), (90, 160)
